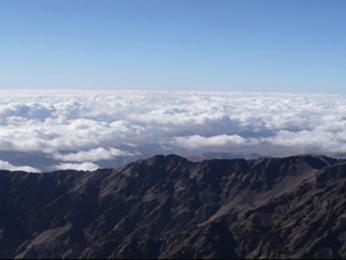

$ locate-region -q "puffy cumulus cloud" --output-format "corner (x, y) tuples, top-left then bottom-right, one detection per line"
(0, 160), (40, 173)
(55, 162), (99, 172)
(0, 90), (346, 171)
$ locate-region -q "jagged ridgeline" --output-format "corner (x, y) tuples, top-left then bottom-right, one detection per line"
(0, 155), (345, 258)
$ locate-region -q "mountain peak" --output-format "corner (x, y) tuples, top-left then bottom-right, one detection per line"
(146, 154), (189, 163)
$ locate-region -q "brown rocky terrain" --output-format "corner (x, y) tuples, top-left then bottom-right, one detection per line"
(0, 154), (345, 258)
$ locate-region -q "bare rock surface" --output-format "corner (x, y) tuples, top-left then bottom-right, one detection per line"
(0, 154), (345, 258)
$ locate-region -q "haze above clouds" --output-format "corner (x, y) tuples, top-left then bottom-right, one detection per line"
(0, 90), (346, 172)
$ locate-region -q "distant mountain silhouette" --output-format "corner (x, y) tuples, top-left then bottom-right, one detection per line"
(0, 154), (345, 258)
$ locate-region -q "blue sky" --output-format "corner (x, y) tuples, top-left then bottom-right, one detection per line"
(0, 0), (345, 92)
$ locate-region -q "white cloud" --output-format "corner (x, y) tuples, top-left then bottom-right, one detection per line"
(55, 162), (99, 172)
(0, 160), (40, 173)
(0, 90), (346, 171)
(54, 147), (137, 162)
(173, 134), (248, 150)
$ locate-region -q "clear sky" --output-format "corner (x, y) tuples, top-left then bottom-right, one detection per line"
(0, 0), (345, 93)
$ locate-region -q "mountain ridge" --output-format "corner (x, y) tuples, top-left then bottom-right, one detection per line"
(0, 154), (345, 258)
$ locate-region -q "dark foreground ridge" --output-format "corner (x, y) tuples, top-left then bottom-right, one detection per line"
(0, 154), (345, 258)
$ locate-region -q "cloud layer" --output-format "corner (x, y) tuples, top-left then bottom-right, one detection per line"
(0, 90), (345, 171)
(0, 160), (40, 173)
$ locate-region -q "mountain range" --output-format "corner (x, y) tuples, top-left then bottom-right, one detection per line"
(0, 154), (345, 258)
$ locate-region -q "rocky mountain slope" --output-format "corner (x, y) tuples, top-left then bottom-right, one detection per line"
(0, 154), (345, 258)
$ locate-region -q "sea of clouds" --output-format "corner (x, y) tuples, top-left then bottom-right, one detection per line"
(0, 90), (345, 172)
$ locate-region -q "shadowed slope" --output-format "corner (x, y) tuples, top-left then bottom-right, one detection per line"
(0, 155), (345, 258)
